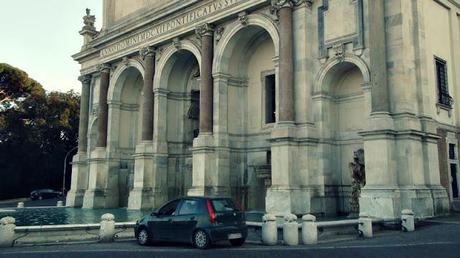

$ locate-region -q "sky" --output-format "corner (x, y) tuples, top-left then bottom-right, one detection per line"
(1, 0), (103, 93)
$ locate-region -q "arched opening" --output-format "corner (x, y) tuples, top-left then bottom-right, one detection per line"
(113, 66), (143, 207)
(219, 25), (276, 211)
(322, 62), (366, 215)
(160, 49), (200, 200)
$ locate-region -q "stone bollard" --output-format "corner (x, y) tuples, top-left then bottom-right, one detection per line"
(99, 213), (115, 242)
(358, 213), (373, 238)
(262, 214), (277, 245)
(56, 201), (64, 207)
(302, 214), (317, 245)
(17, 202), (24, 208)
(0, 217), (16, 247)
(283, 214), (299, 246)
(401, 209), (415, 232)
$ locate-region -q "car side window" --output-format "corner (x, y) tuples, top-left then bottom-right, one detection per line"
(177, 199), (200, 215)
(158, 200), (180, 216)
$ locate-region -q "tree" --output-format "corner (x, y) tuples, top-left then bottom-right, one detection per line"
(0, 63), (80, 200)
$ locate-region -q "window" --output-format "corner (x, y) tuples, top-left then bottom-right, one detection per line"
(211, 199), (238, 212)
(177, 199), (202, 215)
(265, 74), (276, 124)
(435, 58), (452, 107)
(449, 144), (456, 160)
(158, 199), (180, 216)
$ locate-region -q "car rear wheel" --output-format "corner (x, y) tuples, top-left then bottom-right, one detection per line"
(230, 238), (245, 247)
(137, 228), (151, 246)
(193, 230), (211, 249)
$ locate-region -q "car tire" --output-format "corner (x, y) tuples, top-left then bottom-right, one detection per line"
(229, 238), (245, 247)
(193, 229), (211, 249)
(137, 228), (151, 246)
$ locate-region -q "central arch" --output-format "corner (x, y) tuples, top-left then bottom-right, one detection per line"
(213, 14), (279, 211)
(156, 45), (201, 200)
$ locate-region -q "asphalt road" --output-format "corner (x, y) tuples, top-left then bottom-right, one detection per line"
(1, 216), (460, 258)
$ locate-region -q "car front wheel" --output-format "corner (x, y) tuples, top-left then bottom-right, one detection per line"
(193, 229), (211, 249)
(137, 228), (151, 246)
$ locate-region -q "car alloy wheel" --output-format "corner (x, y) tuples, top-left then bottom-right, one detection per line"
(137, 229), (150, 246)
(193, 230), (210, 249)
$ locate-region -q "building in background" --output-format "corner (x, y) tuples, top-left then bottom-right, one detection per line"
(67, 0), (460, 219)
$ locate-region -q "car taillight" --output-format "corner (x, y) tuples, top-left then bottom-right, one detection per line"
(206, 199), (216, 224)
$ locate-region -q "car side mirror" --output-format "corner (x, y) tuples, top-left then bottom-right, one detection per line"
(151, 211), (159, 217)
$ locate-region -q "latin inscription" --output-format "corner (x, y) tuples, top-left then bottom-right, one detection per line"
(101, 0), (243, 57)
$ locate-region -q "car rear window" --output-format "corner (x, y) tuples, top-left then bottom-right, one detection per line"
(211, 199), (237, 212)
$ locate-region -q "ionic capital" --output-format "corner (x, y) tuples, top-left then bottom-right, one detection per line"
(139, 46), (155, 60)
(292, 0), (313, 8)
(97, 63), (111, 73)
(196, 23), (214, 38)
(78, 74), (92, 85)
(271, 0), (293, 9)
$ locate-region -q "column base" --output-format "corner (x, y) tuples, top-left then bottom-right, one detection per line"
(428, 185), (450, 216)
(82, 189), (118, 209)
(82, 148), (119, 209)
(66, 152), (88, 207)
(187, 186), (230, 197)
(127, 143), (168, 210)
(66, 189), (85, 207)
(128, 187), (167, 210)
(266, 187), (322, 216)
(188, 134), (231, 197)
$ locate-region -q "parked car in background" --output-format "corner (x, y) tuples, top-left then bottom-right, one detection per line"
(134, 196), (247, 249)
(30, 189), (63, 200)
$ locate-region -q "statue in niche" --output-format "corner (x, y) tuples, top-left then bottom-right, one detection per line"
(349, 149), (365, 215)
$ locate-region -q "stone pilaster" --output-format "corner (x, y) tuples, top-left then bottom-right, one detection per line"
(66, 74), (92, 207)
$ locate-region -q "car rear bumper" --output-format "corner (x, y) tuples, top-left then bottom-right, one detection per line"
(207, 224), (248, 242)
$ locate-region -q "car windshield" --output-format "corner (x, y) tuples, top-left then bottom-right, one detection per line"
(211, 199), (237, 212)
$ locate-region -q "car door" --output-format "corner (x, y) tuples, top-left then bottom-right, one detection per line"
(172, 198), (201, 242)
(148, 199), (180, 241)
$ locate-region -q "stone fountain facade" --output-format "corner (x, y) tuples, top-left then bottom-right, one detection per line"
(67, 0), (460, 219)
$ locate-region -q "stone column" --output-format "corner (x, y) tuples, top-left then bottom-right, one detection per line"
(188, 23), (222, 197)
(67, 74), (92, 207)
(140, 47), (155, 141)
(78, 75), (92, 152)
(83, 64), (119, 209)
(97, 64), (110, 148)
(277, 0), (294, 123)
(267, 0), (319, 215)
(197, 23), (214, 134)
(128, 48), (168, 210)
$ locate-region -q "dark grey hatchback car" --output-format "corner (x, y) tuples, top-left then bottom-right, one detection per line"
(134, 196), (247, 249)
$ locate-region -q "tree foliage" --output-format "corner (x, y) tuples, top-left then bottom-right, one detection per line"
(0, 63), (80, 199)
